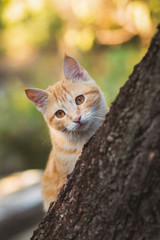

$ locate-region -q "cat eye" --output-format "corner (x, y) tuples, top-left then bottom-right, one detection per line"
(75, 95), (85, 105)
(55, 110), (65, 118)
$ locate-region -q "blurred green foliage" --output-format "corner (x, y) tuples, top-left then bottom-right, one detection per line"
(0, 0), (159, 177)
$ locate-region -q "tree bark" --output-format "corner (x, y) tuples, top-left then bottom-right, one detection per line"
(31, 26), (160, 240)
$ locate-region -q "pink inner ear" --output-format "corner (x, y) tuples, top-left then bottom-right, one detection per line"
(25, 88), (48, 113)
(63, 56), (83, 80)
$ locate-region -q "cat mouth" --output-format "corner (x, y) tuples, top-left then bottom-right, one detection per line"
(75, 121), (91, 132)
(67, 121), (86, 133)
(74, 122), (84, 130)
(75, 122), (83, 126)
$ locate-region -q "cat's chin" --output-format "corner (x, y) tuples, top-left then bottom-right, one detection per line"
(72, 122), (97, 137)
(73, 121), (91, 132)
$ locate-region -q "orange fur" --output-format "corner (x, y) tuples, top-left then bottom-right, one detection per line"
(25, 56), (108, 211)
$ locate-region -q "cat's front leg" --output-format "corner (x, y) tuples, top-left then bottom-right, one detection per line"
(41, 170), (66, 211)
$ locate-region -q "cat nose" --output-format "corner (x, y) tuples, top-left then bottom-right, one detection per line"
(73, 116), (81, 124)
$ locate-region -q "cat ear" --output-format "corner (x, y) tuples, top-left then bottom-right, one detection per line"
(63, 55), (90, 82)
(24, 88), (48, 114)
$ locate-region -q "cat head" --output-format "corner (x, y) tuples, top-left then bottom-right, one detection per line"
(25, 56), (106, 141)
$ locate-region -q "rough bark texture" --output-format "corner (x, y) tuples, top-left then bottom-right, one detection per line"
(31, 26), (160, 240)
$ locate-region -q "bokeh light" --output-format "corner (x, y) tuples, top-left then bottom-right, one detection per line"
(0, 0), (159, 178)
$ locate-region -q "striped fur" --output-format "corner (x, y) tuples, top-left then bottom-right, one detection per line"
(25, 56), (108, 211)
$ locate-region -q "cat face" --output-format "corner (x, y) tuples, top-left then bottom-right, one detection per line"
(46, 80), (103, 134)
(25, 56), (106, 141)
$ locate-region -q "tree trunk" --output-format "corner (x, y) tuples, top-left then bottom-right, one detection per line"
(31, 26), (160, 240)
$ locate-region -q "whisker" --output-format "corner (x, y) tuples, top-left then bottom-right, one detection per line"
(42, 134), (51, 145)
(93, 116), (105, 120)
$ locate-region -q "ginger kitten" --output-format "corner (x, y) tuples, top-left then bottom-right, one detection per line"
(25, 56), (107, 211)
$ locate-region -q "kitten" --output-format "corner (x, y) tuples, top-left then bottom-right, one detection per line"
(25, 56), (107, 211)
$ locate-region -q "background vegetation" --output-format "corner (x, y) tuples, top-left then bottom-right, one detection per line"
(0, 0), (159, 177)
